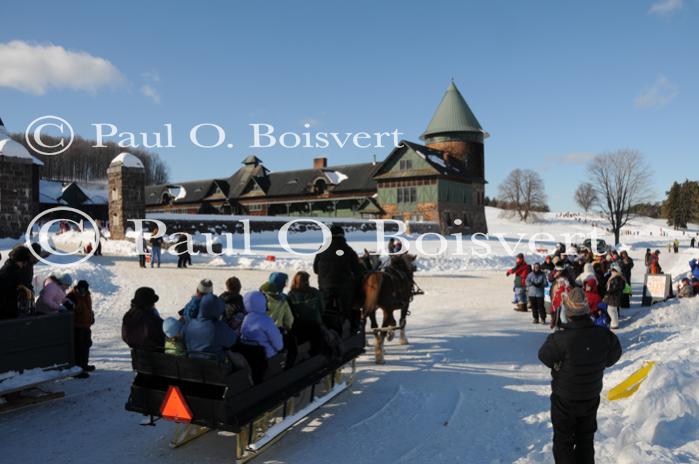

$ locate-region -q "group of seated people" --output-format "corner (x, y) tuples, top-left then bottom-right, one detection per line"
(0, 244), (96, 378)
(121, 271), (340, 380)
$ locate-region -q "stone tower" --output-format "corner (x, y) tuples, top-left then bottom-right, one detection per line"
(107, 152), (145, 240)
(0, 117), (38, 238)
(421, 81), (489, 234)
(420, 81), (488, 180)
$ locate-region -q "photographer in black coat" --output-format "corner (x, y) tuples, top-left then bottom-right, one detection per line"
(538, 287), (622, 464)
(313, 225), (362, 334)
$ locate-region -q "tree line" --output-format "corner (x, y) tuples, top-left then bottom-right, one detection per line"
(11, 133), (169, 185)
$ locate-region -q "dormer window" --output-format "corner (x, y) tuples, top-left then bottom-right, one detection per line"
(313, 179), (327, 194)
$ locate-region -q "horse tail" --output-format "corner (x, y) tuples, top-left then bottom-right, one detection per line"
(363, 272), (383, 314)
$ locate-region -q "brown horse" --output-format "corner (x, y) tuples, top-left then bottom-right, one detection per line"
(360, 253), (418, 364)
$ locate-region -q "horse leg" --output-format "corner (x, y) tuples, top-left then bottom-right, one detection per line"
(374, 329), (385, 365)
(383, 309), (396, 342)
(399, 307), (409, 346)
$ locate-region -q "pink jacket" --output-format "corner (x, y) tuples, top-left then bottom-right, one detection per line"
(36, 280), (67, 313)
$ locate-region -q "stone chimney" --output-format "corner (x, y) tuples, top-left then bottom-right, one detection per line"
(313, 157), (327, 169)
(107, 152), (145, 240)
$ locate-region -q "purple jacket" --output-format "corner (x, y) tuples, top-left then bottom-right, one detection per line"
(36, 280), (66, 313)
(241, 291), (283, 358)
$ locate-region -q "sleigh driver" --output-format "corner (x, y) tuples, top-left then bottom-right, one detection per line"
(313, 225), (363, 336)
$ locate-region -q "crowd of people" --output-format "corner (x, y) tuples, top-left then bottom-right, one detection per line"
(121, 225), (364, 380)
(507, 243), (639, 330)
(0, 244), (95, 379)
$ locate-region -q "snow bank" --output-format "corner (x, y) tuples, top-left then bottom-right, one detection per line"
(595, 298), (699, 463)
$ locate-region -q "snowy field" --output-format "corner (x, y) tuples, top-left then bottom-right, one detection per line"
(1, 208), (699, 463)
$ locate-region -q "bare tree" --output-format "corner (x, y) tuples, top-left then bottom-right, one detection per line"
(497, 169), (548, 222)
(587, 149), (652, 245)
(574, 182), (598, 212)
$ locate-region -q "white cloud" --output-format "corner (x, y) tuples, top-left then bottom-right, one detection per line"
(140, 71), (161, 103)
(649, 0), (684, 15)
(635, 74), (679, 109)
(0, 40), (124, 95)
(562, 152), (595, 164)
(140, 84), (161, 104)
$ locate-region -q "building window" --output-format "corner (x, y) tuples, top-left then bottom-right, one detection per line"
(397, 187), (416, 203)
(399, 159), (413, 170)
(248, 204), (264, 211)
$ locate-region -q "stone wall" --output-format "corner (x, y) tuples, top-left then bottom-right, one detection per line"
(108, 166), (145, 239)
(0, 157), (35, 238)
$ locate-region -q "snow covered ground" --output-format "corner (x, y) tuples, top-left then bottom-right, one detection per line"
(1, 208), (698, 463)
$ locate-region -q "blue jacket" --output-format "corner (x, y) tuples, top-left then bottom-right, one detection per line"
(526, 271), (547, 298)
(181, 295), (202, 321)
(183, 294), (237, 359)
(690, 259), (699, 281)
(241, 291), (283, 358)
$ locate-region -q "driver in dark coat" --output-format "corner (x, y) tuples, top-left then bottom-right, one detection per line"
(313, 225), (362, 334)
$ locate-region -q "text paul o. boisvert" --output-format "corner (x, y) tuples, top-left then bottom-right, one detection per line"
(88, 123), (404, 150)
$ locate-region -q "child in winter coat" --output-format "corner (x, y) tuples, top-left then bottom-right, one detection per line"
(604, 265), (625, 329)
(65, 280), (95, 377)
(241, 291), (284, 358)
(259, 281), (294, 331)
(36, 272), (73, 313)
(219, 276), (245, 333)
(162, 317), (186, 356)
(525, 263), (547, 324)
(506, 253), (530, 312)
(182, 294), (237, 360)
(678, 278), (695, 299)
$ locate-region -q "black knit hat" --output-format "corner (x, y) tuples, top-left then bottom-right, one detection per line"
(9, 245), (32, 263)
(76, 280), (89, 290)
(330, 225), (345, 237)
(133, 287), (159, 307)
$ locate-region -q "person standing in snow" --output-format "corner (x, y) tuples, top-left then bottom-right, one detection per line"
(538, 287), (622, 464)
(604, 265), (625, 329)
(648, 250), (663, 275)
(65, 280), (95, 377)
(644, 248), (652, 273)
(673, 239), (680, 254)
(507, 253), (530, 312)
(691, 237), (696, 248)
(149, 227), (163, 268)
(618, 251), (634, 309)
(526, 263), (547, 324)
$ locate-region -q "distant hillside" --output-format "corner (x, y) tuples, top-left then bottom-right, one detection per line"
(11, 133), (169, 184)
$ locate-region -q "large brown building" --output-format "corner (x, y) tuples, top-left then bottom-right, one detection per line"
(143, 81), (489, 233)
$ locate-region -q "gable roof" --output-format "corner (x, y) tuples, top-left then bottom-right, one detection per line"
(421, 81), (487, 140)
(263, 162), (379, 198)
(373, 140), (475, 180)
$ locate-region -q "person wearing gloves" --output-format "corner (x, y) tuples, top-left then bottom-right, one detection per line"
(241, 291), (284, 358)
(538, 287), (622, 463)
(163, 317), (186, 356)
(35, 272), (73, 313)
(506, 253), (530, 312)
(182, 294), (237, 360)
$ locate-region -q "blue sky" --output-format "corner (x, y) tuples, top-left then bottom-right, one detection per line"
(1, 0), (697, 211)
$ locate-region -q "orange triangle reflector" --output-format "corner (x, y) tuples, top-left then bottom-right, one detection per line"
(160, 386), (193, 423)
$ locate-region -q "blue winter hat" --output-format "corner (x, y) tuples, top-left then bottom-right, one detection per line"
(162, 317), (183, 338)
(268, 272), (288, 291)
(198, 294), (225, 319)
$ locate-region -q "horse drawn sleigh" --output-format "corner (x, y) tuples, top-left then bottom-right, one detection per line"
(124, 253), (421, 461)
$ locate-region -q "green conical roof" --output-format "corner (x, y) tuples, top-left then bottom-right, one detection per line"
(420, 81), (485, 139)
